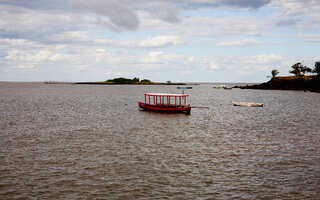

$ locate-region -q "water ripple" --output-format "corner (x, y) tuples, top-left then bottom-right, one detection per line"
(1, 83), (320, 199)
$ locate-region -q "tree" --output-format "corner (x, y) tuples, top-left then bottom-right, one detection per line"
(267, 69), (279, 79)
(107, 77), (138, 84)
(313, 61), (320, 76)
(132, 77), (139, 83)
(301, 66), (312, 75)
(289, 63), (312, 76)
(140, 79), (151, 83)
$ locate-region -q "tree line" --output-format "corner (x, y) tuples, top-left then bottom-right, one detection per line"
(269, 61), (320, 79)
(106, 77), (151, 84)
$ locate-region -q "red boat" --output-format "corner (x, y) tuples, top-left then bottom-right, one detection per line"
(138, 93), (191, 114)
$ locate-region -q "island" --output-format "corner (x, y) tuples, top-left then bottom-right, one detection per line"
(75, 77), (187, 85)
(234, 62), (320, 93)
(234, 75), (320, 93)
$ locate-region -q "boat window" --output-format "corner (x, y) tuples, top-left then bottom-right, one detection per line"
(144, 94), (188, 106)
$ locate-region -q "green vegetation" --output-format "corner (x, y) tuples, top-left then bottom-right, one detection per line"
(106, 77), (151, 84)
(75, 77), (187, 85)
(313, 61), (320, 77)
(289, 62), (312, 76)
(140, 79), (151, 83)
(238, 75), (319, 92)
(236, 61), (320, 93)
(267, 69), (279, 79)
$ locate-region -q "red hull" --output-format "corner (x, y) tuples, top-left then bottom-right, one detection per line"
(138, 102), (191, 114)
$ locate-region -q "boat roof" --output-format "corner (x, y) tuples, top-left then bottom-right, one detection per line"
(145, 93), (189, 97)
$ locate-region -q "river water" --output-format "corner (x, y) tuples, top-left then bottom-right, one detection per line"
(1, 82), (320, 199)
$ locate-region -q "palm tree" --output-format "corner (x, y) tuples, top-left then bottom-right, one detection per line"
(313, 61), (320, 76)
(267, 69), (279, 79)
(271, 69), (279, 78)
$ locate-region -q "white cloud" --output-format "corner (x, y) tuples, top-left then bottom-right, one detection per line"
(296, 33), (320, 43)
(92, 49), (122, 64)
(209, 61), (221, 70)
(140, 51), (164, 64)
(0, 38), (38, 47)
(235, 70), (254, 76)
(4, 49), (67, 64)
(269, 0), (320, 31)
(180, 16), (269, 37)
(0, 5), (76, 34)
(200, 54), (286, 74)
(13, 65), (35, 69)
(179, 70), (193, 75)
(140, 51), (193, 65)
(44, 34), (183, 49)
(269, 0), (320, 17)
(48, 31), (92, 43)
(76, 65), (91, 70)
(137, 51), (195, 72)
(244, 54), (283, 65)
(138, 35), (183, 48)
(216, 39), (261, 46)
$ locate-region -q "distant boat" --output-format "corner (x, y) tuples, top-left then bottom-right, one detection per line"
(213, 85), (226, 89)
(138, 93), (191, 114)
(232, 102), (264, 107)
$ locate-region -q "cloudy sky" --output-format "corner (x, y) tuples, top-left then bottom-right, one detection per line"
(0, 0), (319, 82)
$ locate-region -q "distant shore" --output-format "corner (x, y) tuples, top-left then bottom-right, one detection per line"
(74, 81), (189, 85)
(234, 75), (320, 93)
(74, 77), (196, 85)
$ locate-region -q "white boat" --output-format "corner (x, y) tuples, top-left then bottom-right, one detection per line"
(213, 85), (226, 89)
(232, 102), (264, 107)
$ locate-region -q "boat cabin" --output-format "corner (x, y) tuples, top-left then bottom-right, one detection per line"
(143, 93), (189, 106)
(138, 93), (191, 114)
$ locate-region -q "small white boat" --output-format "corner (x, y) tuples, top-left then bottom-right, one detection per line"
(232, 102), (264, 107)
(213, 85), (226, 89)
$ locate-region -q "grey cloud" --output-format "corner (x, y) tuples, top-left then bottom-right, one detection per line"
(0, 0), (67, 10)
(218, 0), (271, 9)
(0, 6), (80, 43)
(276, 19), (299, 27)
(69, 0), (140, 31)
(69, 0), (181, 30)
(176, 0), (271, 9)
(152, 3), (181, 24)
(0, 0), (271, 35)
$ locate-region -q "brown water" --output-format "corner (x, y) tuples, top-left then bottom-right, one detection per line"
(1, 82), (320, 199)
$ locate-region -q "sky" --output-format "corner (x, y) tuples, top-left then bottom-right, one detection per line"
(0, 0), (319, 82)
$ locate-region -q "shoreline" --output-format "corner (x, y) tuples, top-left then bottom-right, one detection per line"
(74, 82), (196, 85)
(234, 75), (320, 93)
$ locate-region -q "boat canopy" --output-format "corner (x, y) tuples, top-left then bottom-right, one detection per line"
(145, 93), (189, 97)
(143, 93), (189, 106)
